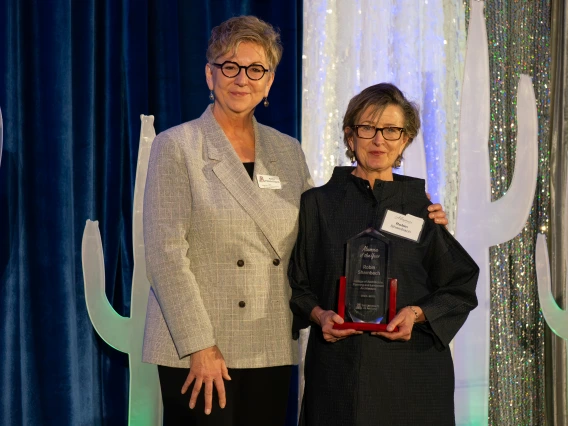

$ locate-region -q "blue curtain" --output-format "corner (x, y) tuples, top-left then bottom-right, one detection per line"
(0, 1), (302, 424)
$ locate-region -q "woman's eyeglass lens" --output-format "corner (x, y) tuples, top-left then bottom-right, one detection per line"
(212, 61), (269, 81)
(353, 125), (404, 141)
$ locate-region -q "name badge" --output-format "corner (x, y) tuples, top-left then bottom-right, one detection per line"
(380, 210), (424, 242)
(256, 174), (282, 189)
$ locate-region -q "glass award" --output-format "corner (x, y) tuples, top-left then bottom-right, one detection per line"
(334, 228), (398, 332)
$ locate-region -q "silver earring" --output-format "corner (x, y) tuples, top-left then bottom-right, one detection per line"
(209, 91), (214, 101)
(263, 97), (269, 108)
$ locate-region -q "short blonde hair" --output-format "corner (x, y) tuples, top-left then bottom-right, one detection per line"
(206, 16), (283, 72)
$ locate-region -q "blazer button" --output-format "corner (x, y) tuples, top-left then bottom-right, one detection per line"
(237, 260), (244, 267)
(273, 259), (280, 266)
(238, 301), (246, 308)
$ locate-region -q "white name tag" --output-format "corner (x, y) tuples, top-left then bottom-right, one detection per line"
(256, 174), (282, 189)
(380, 210), (424, 242)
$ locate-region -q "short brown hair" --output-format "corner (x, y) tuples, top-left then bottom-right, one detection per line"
(206, 16), (283, 72)
(342, 83), (420, 167)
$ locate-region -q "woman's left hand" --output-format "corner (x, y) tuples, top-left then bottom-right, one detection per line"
(372, 306), (420, 341)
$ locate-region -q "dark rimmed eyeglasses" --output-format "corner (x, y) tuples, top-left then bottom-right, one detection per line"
(352, 125), (405, 141)
(211, 61), (271, 81)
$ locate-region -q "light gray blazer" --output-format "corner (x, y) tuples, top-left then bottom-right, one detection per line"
(142, 106), (312, 368)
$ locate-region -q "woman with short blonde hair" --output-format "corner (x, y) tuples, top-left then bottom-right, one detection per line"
(143, 15), (310, 426)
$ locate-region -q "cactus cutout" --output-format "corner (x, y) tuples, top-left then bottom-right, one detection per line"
(535, 233), (567, 426)
(535, 147), (568, 338)
(82, 115), (162, 425)
(536, 234), (568, 339)
(453, 1), (539, 424)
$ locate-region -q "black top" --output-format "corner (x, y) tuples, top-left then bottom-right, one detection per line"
(288, 166), (479, 426)
(242, 162), (254, 180)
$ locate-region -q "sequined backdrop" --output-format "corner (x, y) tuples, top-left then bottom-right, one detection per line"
(465, 1), (550, 424)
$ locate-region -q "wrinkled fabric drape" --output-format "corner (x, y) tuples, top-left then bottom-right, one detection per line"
(0, 1), (302, 424)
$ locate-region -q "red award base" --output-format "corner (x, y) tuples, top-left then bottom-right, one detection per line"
(333, 277), (398, 332)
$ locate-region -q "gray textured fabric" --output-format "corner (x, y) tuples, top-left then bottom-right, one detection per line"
(142, 105), (312, 368)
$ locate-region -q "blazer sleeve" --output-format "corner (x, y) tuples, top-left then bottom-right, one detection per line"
(288, 192), (321, 338)
(417, 225), (479, 348)
(295, 142), (314, 193)
(144, 131), (216, 359)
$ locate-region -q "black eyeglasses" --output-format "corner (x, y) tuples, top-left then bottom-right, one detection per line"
(212, 61), (271, 81)
(352, 125), (405, 141)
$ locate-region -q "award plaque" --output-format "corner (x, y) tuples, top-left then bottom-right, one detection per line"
(333, 228), (398, 332)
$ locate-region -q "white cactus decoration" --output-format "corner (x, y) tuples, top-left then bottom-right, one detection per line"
(453, 1), (538, 424)
(536, 234), (568, 339)
(535, 144), (568, 339)
(535, 233), (567, 426)
(82, 115), (162, 425)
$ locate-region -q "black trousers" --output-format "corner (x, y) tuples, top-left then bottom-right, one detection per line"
(158, 365), (293, 426)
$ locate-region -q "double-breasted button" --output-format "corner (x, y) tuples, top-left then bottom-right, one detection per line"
(238, 301), (246, 308)
(237, 260), (244, 267)
(273, 259), (280, 266)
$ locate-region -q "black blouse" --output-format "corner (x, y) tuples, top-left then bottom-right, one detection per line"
(242, 162), (254, 180)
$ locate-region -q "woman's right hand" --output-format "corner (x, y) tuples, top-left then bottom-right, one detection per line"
(311, 306), (362, 342)
(181, 345), (232, 415)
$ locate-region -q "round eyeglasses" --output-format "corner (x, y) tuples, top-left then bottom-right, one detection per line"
(352, 125), (405, 141)
(212, 61), (271, 81)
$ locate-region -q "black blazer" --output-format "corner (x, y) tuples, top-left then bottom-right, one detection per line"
(288, 166), (479, 426)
